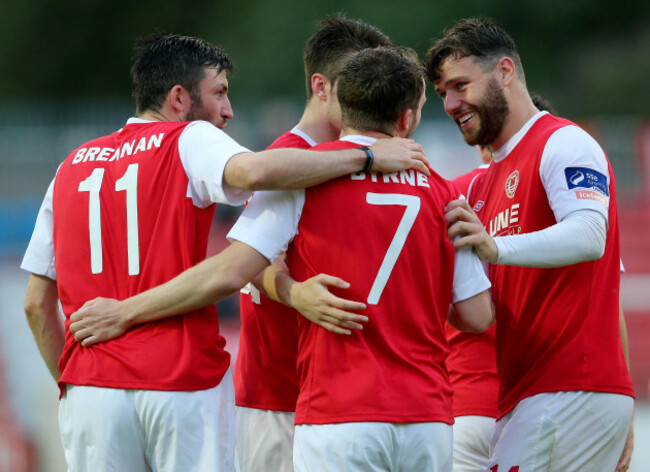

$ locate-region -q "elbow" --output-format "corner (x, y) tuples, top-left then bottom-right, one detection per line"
(238, 167), (266, 191)
(462, 316), (494, 334)
(24, 296), (45, 323)
(449, 293), (495, 333)
(472, 311), (494, 333)
(228, 159), (268, 191)
(581, 239), (606, 262)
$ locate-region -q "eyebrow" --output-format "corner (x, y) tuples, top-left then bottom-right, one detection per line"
(435, 76), (467, 95)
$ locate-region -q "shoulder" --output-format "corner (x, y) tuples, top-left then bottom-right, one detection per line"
(542, 124), (608, 171)
(267, 131), (313, 150)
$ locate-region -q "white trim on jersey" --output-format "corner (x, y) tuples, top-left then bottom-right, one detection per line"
(21, 118), (251, 280)
(21, 177), (57, 280)
(227, 135), (491, 303)
(290, 126), (319, 147)
(176, 120), (252, 207)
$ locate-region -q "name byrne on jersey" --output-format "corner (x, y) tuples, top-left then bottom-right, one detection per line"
(71, 133), (165, 165)
(350, 169), (430, 188)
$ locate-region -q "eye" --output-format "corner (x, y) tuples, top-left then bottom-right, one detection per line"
(456, 82), (467, 91)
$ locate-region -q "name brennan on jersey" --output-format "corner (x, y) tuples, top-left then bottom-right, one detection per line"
(71, 133), (165, 164)
(350, 169), (430, 188)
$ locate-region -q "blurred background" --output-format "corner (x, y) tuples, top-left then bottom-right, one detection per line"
(0, 0), (649, 470)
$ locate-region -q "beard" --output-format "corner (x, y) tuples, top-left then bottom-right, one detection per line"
(460, 77), (509, 146)
(186, 95), (227, 129)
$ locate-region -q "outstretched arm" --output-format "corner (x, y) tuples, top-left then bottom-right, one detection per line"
(24, 274), (65, 381)
(70, 241), (269, 347)
(225, 137), (429, 190)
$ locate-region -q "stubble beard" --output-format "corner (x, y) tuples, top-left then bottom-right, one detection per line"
(461, 77), (509, 147)
(186, 95), (226, 129)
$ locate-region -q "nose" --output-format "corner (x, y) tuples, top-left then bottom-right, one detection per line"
(444, 92), (461, 117)
(222, 97), (234, 121)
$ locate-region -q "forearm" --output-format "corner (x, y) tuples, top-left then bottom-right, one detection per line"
(121, 242), (270, 326)
(619, 304), (630, 370)
(27, 308), (64, 381)
(225, 148), (366, 190)
(252, 257), (293, 306)
(494, 210), (606, 267)
(24, 275), (64, 381)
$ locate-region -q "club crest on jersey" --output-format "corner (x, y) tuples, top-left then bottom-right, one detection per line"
(473, 200), (485, 212)
(504, 170), (519, 198)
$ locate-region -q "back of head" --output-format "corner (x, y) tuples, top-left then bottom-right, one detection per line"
(423, 18), (524, 84)
(337, 46), (424, 135)
(302, 14), (392, 99)
(131, 32), (233, 114)
(530, 92), (557, 114)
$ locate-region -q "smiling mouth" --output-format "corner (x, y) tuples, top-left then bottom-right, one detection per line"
(456, 111), (476, 128)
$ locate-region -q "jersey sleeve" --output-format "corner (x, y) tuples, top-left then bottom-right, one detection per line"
(539, 125), (610, 223)
(227, 189), (304, 263)
(451, 246), (491, 303)
(21, 178), (57, 280)
(178, 121), (253, 207)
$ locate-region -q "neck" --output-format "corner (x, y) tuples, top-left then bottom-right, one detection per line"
(294, 97), (340, 144)
(491, 88), (538, 152)
(137, 108), (180, 123)
(340, 127), (393, 140)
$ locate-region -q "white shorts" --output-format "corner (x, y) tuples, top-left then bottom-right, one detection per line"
(235, 406), (295, 472)
(452, 415), (495, 472)
(489, 391), (633, 472)
(294, 422), (452, 472)
(59, 368), (236, 472)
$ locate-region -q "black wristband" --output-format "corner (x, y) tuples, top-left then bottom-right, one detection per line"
(357, 146), (374, 174)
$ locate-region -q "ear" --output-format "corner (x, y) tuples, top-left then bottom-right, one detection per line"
(396, 108), (413, 137)
(496, 57), (516, 86)
(310, 73), (330, 102)
(167, 85), (191, 115)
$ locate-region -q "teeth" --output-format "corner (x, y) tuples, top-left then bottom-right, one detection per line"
(458, 112), (475, 125)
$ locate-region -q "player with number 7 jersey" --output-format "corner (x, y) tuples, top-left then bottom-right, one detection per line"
(227, 46), (493, 470)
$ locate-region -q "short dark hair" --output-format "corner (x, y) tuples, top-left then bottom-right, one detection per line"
(424, 18), (524, 84)
(131, 33), (233, 114)
(302, 14), (392, 99)
(530, 92), (557, 114)
(337, 47), (424, 135)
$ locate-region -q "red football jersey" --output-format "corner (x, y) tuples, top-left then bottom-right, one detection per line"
(469, 114), (634, 418)
(53, 121), (230, 392)
(446, 166), (498, 418)
(287, 139), (458, 425)
(452, 165), (487, 199)
(235, 129), (313, 411)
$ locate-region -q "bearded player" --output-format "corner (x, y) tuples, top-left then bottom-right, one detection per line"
(426, 18), (634, 472)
